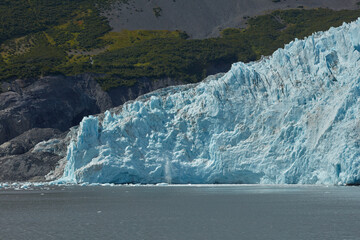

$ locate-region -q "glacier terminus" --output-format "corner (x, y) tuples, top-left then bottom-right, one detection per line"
(58, 18), (360, 185)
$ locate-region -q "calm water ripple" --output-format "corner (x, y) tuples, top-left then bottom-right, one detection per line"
(1, 185), (360, 240)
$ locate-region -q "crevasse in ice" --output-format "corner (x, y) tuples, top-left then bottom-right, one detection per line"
(60, 18), (360, 184)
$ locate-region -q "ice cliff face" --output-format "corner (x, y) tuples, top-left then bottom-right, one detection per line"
(60, 19), (360, 185)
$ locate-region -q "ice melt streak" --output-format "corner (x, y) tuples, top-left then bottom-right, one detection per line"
(60, 18), (360, 185)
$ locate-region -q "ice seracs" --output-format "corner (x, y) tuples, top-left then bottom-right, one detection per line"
(59, 18), (360, 185)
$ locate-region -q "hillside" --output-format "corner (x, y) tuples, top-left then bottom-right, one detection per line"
(106, 0), (360, 38)
(1, 1), (360, 90)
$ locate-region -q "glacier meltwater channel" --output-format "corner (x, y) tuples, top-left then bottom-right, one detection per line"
(59, 19), (360, 185)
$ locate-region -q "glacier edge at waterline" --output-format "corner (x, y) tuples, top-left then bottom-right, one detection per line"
(59, 18), (360, 185)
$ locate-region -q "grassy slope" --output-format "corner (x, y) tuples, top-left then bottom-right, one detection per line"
(0, 1), (360, 90)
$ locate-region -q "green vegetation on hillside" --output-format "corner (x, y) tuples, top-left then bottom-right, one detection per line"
(0, 3), (360, 90)
(93, 32), (255, 90)
(229, 8), (360, 57)
(0, 0), (119, 45)
(0, 0), (112, 79)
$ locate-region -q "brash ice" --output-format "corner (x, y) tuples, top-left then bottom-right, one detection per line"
(60, 18), (360, 185)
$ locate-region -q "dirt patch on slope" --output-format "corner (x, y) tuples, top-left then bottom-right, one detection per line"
(104, 0), (360, 39)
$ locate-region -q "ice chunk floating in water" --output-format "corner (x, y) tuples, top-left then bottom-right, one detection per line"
(60, 18), (360, 185)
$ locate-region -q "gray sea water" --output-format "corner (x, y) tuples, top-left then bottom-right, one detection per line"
(1, 185), (360, 240)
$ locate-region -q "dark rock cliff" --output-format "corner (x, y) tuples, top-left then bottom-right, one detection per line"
(0, 74), (111, 145)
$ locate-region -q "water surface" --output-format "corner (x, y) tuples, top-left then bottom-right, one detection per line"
(1, 185), (359, 240)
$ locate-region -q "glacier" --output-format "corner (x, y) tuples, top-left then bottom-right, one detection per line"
(59, 18), (360, 185)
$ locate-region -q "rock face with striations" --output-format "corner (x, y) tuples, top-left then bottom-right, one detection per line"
(0, 74), (112, 145)
(0, 128), (65, 181)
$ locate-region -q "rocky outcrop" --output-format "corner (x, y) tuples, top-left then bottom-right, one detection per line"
(0, 128), (62, 157)
(0, 128), (66, 181)
(0, 152), (62, 182)
(0, 74), (112, 145)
